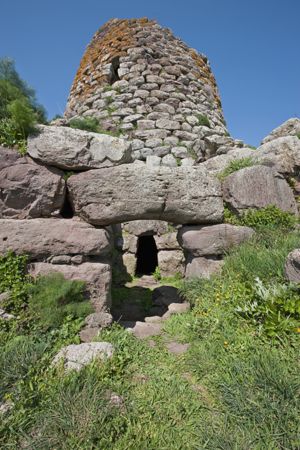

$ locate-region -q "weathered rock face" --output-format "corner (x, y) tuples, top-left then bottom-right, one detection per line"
(67, 165), (224, 225)
(178, 224), (254, 256)
(157, 250), (185, 277)
(29, 262), (111, 311)
(28, 125), (132, 170)
(222, 165), (298, 215)
(0, 147), (65, 219)
(64, 18), (237, 164)
(0, 219), (111, 259)
(285, 249), (300, 282)
(262, 118), (300, 144)
(185, 255), (223, 279)
(254, 136), (300, 175)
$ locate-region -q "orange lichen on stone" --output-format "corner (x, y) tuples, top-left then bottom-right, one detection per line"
(189, 50), (222, 107)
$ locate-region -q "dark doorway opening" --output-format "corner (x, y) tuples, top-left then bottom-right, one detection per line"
(135, 235), (158, 276)
(60, 192), (74, 219)
(109, 56), (120, 85)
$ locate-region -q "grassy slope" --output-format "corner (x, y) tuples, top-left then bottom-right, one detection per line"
(0, 230), (299, 449)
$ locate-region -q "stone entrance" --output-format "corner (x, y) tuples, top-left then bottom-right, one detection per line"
(135, 235), (158, 276)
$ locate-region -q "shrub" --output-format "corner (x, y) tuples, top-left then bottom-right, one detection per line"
(0, 251), (31, 313)
(0, 58), (46, 151)
(197, 114), (210, 127)
(69, 116), (100, 133)
(225, 205), (298, 231)
(28, 273), (92, 330)
(235, 278), (300, 336)
(296, 132), (300, 139)
(218, 157), (255, 180)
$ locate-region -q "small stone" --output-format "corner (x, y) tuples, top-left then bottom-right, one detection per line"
(156, 119), (181, 130)
(146, 155), (161, 168)
(161, 154), (177, 167)
(137, 120), (155, 130)
(171, 146), (189, 158)
(167, 302), (190, 315)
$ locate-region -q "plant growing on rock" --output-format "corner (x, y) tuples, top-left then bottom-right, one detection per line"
(218, 157), (255, 180)
(196, 114), (210, 127)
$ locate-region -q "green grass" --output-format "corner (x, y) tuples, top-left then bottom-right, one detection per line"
(0, 228), (299, 449)
(197, 114), (211, 127)
(218, 157), (255, 180)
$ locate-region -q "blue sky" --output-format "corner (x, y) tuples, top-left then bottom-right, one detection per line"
(1, 0), (299, 146)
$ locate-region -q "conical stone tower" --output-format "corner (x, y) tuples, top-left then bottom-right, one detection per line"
(65, 18), (232, 164)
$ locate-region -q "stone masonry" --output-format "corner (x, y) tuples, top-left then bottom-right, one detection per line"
(65, 18), (241, 165)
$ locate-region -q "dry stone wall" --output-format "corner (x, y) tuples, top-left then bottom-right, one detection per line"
(65, 18), (240, 164)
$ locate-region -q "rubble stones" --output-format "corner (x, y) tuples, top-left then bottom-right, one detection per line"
(65, 18), (233, 163)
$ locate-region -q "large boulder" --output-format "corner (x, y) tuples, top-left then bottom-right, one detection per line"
(29, 262), (111, 311)
(52, 342), (114, 372)
(222, 165), (298, 215)
(253, 136), (300, 175)
(285, 249), (300, 283)
(178, 224), (254, 256)
(0, 219), (111, 259)
(261, 118), (300, 144)
(27, 125), (132, 170)
(67, 165), (224, 225)
(185, 255), (223, 279)
(0, 147), (65, 218)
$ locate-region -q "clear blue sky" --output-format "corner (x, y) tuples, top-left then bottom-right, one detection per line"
(1, 0), (299, 146)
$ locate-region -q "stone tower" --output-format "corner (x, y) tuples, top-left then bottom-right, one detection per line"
(65, 18), (232, 164)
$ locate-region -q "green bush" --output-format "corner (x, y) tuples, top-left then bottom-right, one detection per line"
(69, 116), (100, 133)
(218, 157), (255, 180)
(225, 204), (298, 230)
(0, 251), (31, 313)
(296, 132), (300, 139)
(28, 273), (92, 330)
(197, 114), (210, 127)
(236, 278), (300, 336)
(0, 58), (46, 151)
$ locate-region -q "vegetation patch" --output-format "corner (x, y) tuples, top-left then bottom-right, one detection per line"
(0, 58), (46, 153)
(218, 156), (255, 180)
(0, 226), (299, 448)
(224, 204), (298, 230)
(197, 113), (210, 127)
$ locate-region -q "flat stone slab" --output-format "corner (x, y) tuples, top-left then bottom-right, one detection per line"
(165, 341), (190, 355)
(131, 321), (163, 339)
(52, 342), (114, 372)
(0, 219), (111, 259)
(67, 164), (224, 225)
(28, 125), (132, 170)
